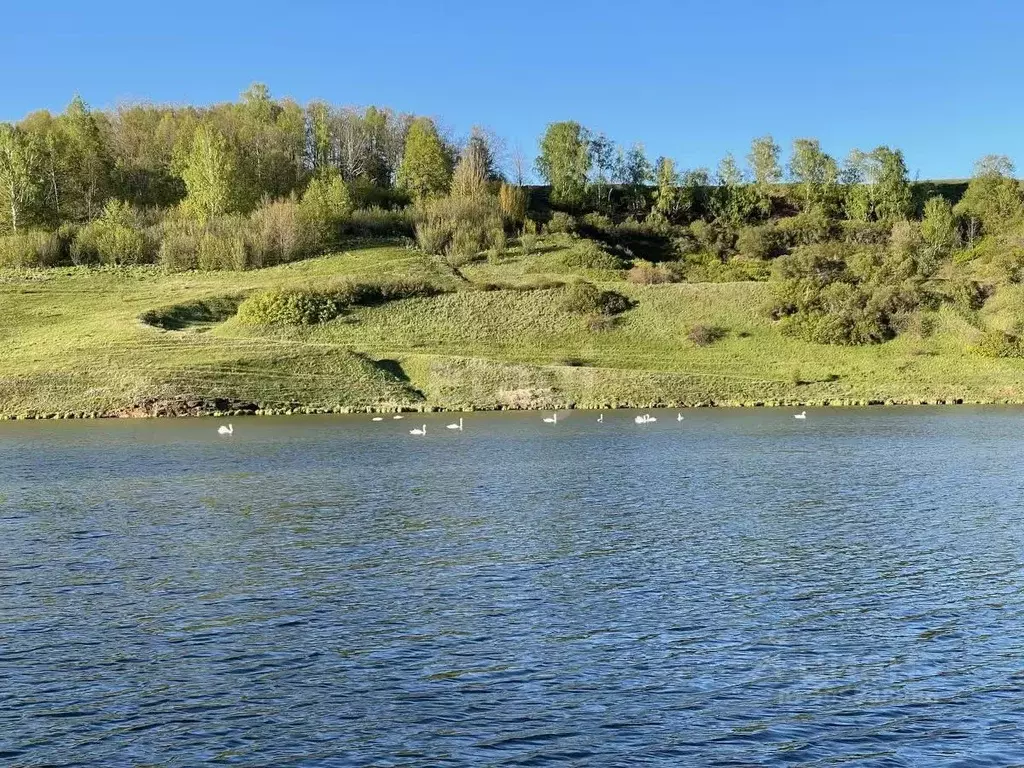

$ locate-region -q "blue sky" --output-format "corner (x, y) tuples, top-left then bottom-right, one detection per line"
(2, 0), (1021, 180)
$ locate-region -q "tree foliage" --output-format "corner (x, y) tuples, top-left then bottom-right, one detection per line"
(536, 121), (591, 209)
(397, 117), (452, 200)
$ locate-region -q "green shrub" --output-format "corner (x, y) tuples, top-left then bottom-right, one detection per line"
(840, 219), (891, 246)
(519, 219), (540, 255)
(562, 240), (626, 270)
(72, 200), (156, 265)
(0, 230), (65, 268)
(775, 210), (836, 248)
(736, 224), (786, 260)
(546, 211), (577, 235)
(300, 172), (352, 246)
(770, 242), (934, 345)
(560, 281), (633, 315)
(689, 219), (736, 258)
(579, 212), (614, 234)
(978, 328), (1024, 358)
(949, 279), (990, 312)
(682, 252), (771, 282)
(236, 278), (444, 326)
(327, 277), (444, 307)
(236, 289), (343, 326)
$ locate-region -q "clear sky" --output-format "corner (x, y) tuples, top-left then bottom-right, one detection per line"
(2, 0), (1022, 180)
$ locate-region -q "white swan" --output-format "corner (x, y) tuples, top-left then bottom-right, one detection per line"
(393, 415), (404, 420)
(371, 417), (384, 422)
(543, 413), (558, 424)
(794, 411), (807, 420)
(217, 423), (233, 436)
(677, 413), (684, 422)
(647, 414), (657, 422)
(597, 414), (603, 423)
(410, 424), (426, 435)
(446, 418), (463, 431)
(634, 413), (657, 424)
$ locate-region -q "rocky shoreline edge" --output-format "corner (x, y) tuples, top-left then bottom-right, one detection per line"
(0, 394), (1016, 420)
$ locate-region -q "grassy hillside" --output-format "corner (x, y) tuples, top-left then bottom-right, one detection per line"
(2, 236), (1024, 419)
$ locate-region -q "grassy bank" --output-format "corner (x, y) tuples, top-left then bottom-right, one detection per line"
(2, 239), (1023, 419)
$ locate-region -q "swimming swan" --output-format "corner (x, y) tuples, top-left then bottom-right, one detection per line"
(794, 411), (807, 420)
(634, 414), (656, 424)
(597, 414), (603, 423)
(410, 425), (426, 435)
(371, 417), (384, 422)
(677, 413), (684, 422)
(393, 415), (404, 420)
(543, 414), (558, 424)
(446, 418), (464, 431)
(217, 423), (233, 435)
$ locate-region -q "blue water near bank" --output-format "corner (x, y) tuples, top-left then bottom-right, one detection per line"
(2, 408), (1023, 765)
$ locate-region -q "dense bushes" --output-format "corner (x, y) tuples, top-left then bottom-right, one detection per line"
(562, 240), (626, 270)
(236, 278), (444, 326)
(560, 281), (633, 316)
(769, 240), (937, 345)
(72, 200), (156, 265)
(0, 230), (66, 268)
(236, 289), (343, 326)
(414, 195), (503, 265)
(736, 224), (786, 260)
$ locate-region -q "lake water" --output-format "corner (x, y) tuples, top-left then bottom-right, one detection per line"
(2, 408), (1024, 766)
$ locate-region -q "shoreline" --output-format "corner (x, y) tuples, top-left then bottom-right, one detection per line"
(2, 395), (1018, 421)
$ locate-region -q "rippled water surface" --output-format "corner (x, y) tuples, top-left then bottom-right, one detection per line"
(3, 408), (1024, 766)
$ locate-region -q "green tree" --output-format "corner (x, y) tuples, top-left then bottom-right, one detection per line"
(235, 84), (304, 203)
(300, 170), (352, 243)
(0, 123), (41, 232)
(536, 121), (591, 209)
(653, 156), (682, 220)
(840, 149), (872, 221)
(713, 153), (754, 224)
(61, 95), (112, 220)
(788, 138), (839, 213)
(747, 135), (782, 217)
(305, 101), (334, 174)
(870, 146), (912, 222)
(955, 155), (1023, 236)
(177, 125), (240, 223)
(920, 196), (959, 254)
(397, 117), (452, 200)
(20, 110), (67, 224)
(588, 132), (615, 209)
(619, 143), (652, 214)
(680, 167), (711, 220)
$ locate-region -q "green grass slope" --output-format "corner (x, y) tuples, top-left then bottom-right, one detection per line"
(2, 240), (1024, 418)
